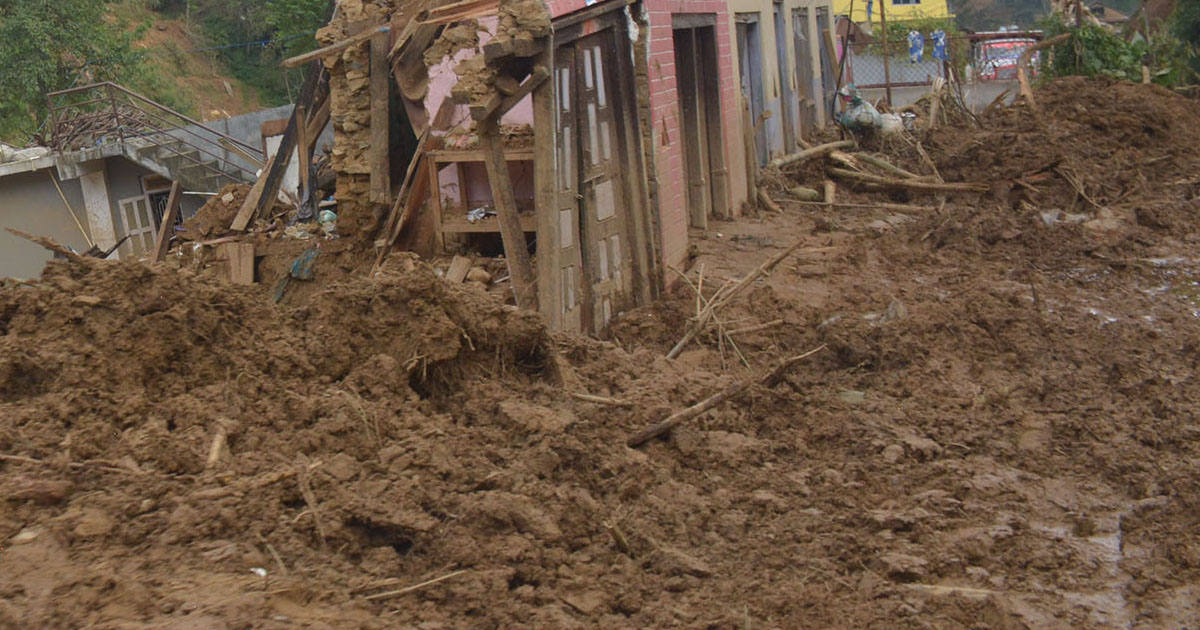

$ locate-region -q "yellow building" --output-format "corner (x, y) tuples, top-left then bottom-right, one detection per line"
(833, 0), (953, 23)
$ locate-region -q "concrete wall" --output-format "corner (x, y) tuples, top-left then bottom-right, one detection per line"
(172, 105), (336, 179)
(832, 0), (952, 24)
(0, 167), (91, 279)
(727, 0), (836, 162)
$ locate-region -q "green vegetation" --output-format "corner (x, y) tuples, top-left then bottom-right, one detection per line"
(0, 0), (330, 144)
(0, 0), (147, 142)
(1039, 16), (1195, 86)
(190, 0), (330, 105)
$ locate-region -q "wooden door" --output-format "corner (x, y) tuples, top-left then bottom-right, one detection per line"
(554, 29), (634, 333)
(773, 2), (796, 153)
(815, 7), (837, 123)
(118, 196), (156, 258)
(576, 33), (632, 333)
(793, 8), (816, 135)
(674, 26), (711, 229)
(736, 14), (767, 167)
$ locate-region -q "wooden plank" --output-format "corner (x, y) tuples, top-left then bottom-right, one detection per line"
(151, 180), (183, 262)
(296, 105), (311, 197)
(446, 255), (472, 283)
(478, 120), (537, 310)
(369, 30), (391, 206)
(219, 137), (265, 169)
(423, 0), (500, 24)
(260, 118), (289, 138)
(495, 74), (521, 96)
(233, 64), (327, 231)
(221, 242), (256, 285)
(532, 48), (560, 329)
(305, 98), (331, 153)
(230, 152), (277, 231)
(374, 129), (431, 269)
(470, 65), (549, 122)
(283, 26), (389, 68)
(428, 148), (535, 162)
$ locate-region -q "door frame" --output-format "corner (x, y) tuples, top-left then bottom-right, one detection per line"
(772, 1), (796, 153)
(735, 12), (767, 167)
(536, 4), (655, 333)
(672, 16), (730, 228)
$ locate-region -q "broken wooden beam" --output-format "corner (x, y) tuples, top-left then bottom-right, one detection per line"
(757, 188), (783, 213)
(369, 29), (391, 206)
(445, 255), (472, 284)
(823, 180), (836, 214)
(828, 168), (988, 193)
(5, 228), (87, 264)
(627, 345), (826, 447)
(151, 181), (183, 262)
(478, 119), (537, 310)
(470, 66), (550, 122)
(282, 26), (389, 68)
(766, 140), (854, 170)
(856, 153), (924, 180)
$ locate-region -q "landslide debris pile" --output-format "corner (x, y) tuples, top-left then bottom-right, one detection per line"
(919, 76), (1200, 256)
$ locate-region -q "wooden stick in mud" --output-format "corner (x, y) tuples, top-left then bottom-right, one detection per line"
(667, 243), (835, 357)
(726, 319), (785, 336)
(829, 168), (987, 193)
(666, 241), (815, 360)
(627, 345), (826, 447)
(1018, 33), (1070, 111)
(856, 153), (923, 180)
(767, 140), (855, 170)
(757, 188), (783, 213)
(823, 180), (836, 214)
(363, 570), (470, 601)
(570, 392), (634, 408)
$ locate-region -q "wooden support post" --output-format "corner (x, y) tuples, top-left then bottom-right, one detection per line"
(823, 180), (836, 214)
(221, 242), (256, 285)
(231, 64), (326, 231)
(370, 30), (391, 206)
(306, 99), (331, 154)
(296, 105), (312, 199)
(151, 181), (183, 262)
(478, 119), (537, 310)
(879, 0), (893, 107)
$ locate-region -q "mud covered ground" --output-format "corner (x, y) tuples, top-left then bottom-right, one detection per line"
(3, 78), (1200, 629)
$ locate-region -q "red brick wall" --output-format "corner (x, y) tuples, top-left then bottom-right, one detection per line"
(546, 0), (744, 282)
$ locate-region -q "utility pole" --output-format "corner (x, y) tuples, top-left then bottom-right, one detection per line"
(879, 0), (893, 106)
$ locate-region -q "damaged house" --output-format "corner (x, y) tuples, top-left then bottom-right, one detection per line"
(314, 0), (832, 333)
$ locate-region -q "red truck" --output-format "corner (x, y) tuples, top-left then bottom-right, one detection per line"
(973, 35), (1040, 81)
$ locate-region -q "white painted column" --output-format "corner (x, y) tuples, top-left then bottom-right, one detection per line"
(78, 160), (118, 257)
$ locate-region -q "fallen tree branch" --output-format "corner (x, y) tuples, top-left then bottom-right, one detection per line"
(782, 199), (936, 213)
(767, 140), (855, 169)
(829, 168), (987, 193)
(627, 345), (826, 447)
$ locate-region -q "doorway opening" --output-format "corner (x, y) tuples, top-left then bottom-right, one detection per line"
(672, 16), (729, 228)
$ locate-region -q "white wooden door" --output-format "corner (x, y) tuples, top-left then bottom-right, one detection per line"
(118, 196), (156, 258)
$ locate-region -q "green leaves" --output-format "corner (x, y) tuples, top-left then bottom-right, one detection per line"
(0, 0), (145, 141)
(1038, 18), (1193, 87)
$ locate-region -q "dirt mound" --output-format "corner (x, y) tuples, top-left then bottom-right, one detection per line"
(913, 77), (1200, 261)
(181, 183), (251, 240)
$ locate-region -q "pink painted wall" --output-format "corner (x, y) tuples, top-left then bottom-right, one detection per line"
(544, 0), (744, 280)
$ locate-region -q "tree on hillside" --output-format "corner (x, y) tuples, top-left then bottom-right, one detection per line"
(0, 0), (143, 142)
